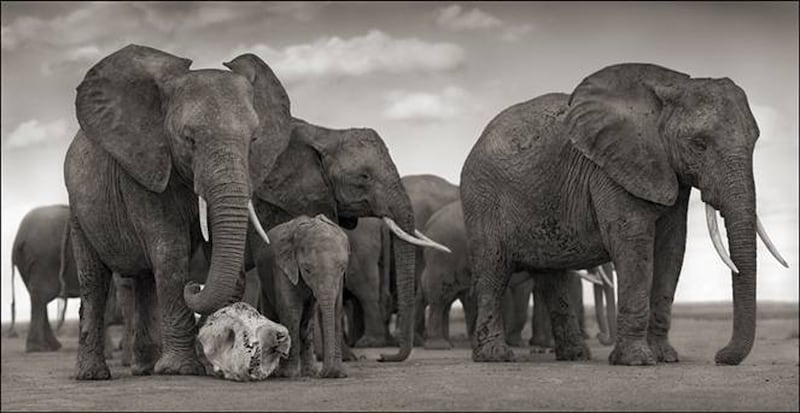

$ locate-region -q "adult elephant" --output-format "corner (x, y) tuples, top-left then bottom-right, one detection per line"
(64, 44), (291, 380)
(248, 121), (449, 362)
(344, 174), (460, 348)
(461, 63), (787, 365)
(8, 205), (125, 354)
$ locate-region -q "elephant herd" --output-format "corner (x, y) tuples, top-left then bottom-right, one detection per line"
(6, 44), (788, 382)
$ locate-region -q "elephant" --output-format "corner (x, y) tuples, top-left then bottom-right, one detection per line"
(196, 302), (290, 382)
(343, 174), (460, 348)
(64, 44), (292, 380)
(247, 120), (449, 363)
(8, 205), (126, 354)
(268, 215), (350, 378)
(590, 263), (617, 346)
(460, 63), (788, 365)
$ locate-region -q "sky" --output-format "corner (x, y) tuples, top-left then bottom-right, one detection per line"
(1, 1), (797, 322)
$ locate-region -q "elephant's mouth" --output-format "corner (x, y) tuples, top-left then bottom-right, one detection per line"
(338, 215), (358, 230)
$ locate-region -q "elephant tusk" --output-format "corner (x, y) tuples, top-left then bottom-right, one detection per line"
(383, 217), (452, 253)
(596, 265), (613, 287)
(576, 270), (603, 285)
(199, 196), (209, 242)
(705, 204), (739, 274)
(248, 200), (270, 245)
(756, 215), (789, 268)
(414, 229), (451, 251)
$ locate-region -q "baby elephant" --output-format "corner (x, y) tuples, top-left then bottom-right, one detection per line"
(270, 214), (350, 379)
(197, 302), (290, 382)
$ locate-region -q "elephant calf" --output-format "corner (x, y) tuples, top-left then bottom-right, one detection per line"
(269, 215), (350, 378)
(197, 302), (289, 382)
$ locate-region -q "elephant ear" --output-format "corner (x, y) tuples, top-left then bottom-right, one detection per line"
(254, 120), (337, 217)
(270, 221), (300, 286)
(223, 54), (292, 190)
(564, 64), (687, 206)
(75, 44), (191, 193)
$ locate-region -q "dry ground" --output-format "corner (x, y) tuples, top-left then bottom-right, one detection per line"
(2, 302), (798, 411)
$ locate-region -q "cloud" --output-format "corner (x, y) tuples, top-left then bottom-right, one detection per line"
(434, 4), (533, 42)
(382, 86), (478, 121)
(4, 119), (72, 149)
(236, 29), (465, 84)
(41, 45), (104, 75)
(435, 5), (503, 31)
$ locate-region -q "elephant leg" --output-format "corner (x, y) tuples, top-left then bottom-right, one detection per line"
(413, 287), (426, 347)
(530, 281), (554, 352)
(648, 188), (689, 363)
(115, 275), (135, 367)
(351, 267), (390, 348)
(27, 296), (61, 352)
(71, 220), (112, 380)
(569, 275), (588, 339)
(504, 279), (531, 347)
(537, 272), (590, 361)
(299, 303), (319, 377)
(424, 298), (453, 350)
(442, 300), (453, 343)
(470, 240), (515, 362)
(460, 292), (477, 339)
(601, 215), (657, 366)
(594, 283), (613, 346)
(130, 275), (160, 375)
(152, 248), (204, 376)
(275, 290), (304, 378)
(103, 284), (119, 360)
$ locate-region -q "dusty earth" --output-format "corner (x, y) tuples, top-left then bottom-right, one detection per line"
(2, 302), (798, 411)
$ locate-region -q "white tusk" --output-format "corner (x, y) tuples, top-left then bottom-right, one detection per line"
(576, 270), (603, 285)
(383, 217), (452, 253)
(756, 215), (789, 268)
(199, 196), (209, 242)
(705, 204), (739, 274)
(596, 265), (613, 287)
(248, 200), (270, 245)
(414, 229), (450, 250)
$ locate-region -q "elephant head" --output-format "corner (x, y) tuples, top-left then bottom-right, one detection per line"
(196, 302), (290, 381)
(270, 214), (350, 377)
(255, 119), (449, 361)
(564, 63), (787, 365)
(75, 44), (292, 315)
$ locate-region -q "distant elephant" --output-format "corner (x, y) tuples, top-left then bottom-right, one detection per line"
(268, 215), (350, 378)
(196, 302), (290, 382)
(343, 174), (460, 348)
(248, 121), (449, 363)
(64, 44), (292, 380)
(461, 63), (787, 365)
(8, 205), (125, 354)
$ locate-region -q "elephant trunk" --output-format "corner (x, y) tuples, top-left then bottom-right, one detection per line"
(185, 161), (252, 315)
(714, 163), (757, 365)
(319, 296), (339, 374)
(378, 188), (417, 362)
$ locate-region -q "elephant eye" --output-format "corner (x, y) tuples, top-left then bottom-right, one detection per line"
(689, 136), (707, 152)
(359, 172), (371, 182)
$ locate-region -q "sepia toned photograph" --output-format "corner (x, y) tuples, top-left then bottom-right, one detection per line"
(1, 1), (797, 411)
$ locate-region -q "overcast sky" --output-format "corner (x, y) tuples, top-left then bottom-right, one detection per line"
(1, 1), (797, 322)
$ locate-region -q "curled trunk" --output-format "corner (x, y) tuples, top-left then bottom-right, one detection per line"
(184, 166), (251, 315)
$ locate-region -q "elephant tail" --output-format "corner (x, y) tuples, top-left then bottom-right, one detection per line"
(7, 260), (18, 338)
(55, 219), (71, 334)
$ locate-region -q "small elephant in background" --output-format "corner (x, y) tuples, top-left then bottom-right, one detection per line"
(196, 302), (289, 382)
(269, 215), (350, 378)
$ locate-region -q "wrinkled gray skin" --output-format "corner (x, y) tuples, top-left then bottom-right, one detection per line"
(249, 119), (420, 362)
(345, 174), (460, 348)
(268, 215), (350, 378)
(8, 205), (124, 354)
(64, 44), (292, 380)
(196, 302), (289, 382)
(462, 63), (764, 365)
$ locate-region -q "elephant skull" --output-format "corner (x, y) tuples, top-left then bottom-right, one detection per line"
(197, 302), (290, 381)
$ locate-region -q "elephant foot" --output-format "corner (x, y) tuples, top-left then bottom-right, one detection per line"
(120, 349), (132, 367)
(26, 339), (62, 353)
(609, 338), (656, 366)
(75, 357), (111, 380)
(648, 336), (679, 363)
(555, 341), (591, 361)
(529, 345), (554, 354)
(7, 330), (19, 338)
(301, 363), (320, 377)
(354, 335), (390, 348)
(596, 332), (615, 346)
(413, 333), (425, 347)
(473, 338), (516, 362)
(274, 360), (301, 378)
(424, 338), (453, 350)
(319, 365), (347, 379)
(505, 334), (524, 347)
(154, 352), (206, 376)
(131, 361), (154, 376)
(342, 346), (359, 362)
